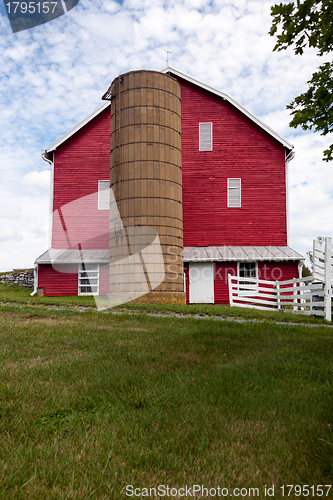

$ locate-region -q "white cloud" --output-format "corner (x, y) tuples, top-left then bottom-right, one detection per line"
(0, 224), (22, 241)
(22, 170), (51, 189)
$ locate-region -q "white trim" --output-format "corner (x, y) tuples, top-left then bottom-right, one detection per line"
(98, 180), (110, 210)
(189, 262), (215, 303)
(30, 263), (38, 296)
(161, 66), (294, 151)
(49, 152), (54, 247)
(237, 261), (258, 296)
(41, 151), (54, 248)
(285, 149), (294, 246)
(45, 101), (110, 153)
(78, 263), (99, 296)
(237, 261), (258, 275)
(227, 178), (241, 208)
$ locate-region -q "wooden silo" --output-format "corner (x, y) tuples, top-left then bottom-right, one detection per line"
(104, 70), (185, 304)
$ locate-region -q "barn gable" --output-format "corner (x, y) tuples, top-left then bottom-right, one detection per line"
(161, 66), (293, 152)
(164, 71), (291, 247)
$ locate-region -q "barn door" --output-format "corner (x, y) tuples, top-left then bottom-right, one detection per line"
(189, 263), (214, 303)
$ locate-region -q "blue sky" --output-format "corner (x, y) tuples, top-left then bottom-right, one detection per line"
(0, 0), (332, 271)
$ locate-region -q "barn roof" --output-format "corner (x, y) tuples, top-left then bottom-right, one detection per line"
(162, 66), (294, 151)
(44, 67), (294, 154)
(35, 248), (109, 264)
(36, 245), (303, 265)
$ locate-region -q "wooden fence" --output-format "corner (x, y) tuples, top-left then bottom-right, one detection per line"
(228, 275), (327, 317)
(313, 237), (332, 320)
(228, 237), (333, 320)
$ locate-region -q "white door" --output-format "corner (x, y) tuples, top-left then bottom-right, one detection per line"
(189, 262), (214, 303)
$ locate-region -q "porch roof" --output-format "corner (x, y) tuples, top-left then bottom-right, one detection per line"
(35, 248), (109, 264)
(36, 245), (303, 265)
(183, 246), (303, 262)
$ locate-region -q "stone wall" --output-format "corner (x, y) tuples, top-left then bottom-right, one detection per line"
(0, 270), (34, 288)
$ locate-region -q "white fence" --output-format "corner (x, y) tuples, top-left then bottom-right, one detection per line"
(313, 237), (333, 321)
(228, 237), (332, 320)
(228, 274), (326, 317)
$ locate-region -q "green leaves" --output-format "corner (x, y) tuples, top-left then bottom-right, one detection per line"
(270, 0), (333, 55)
(270, 1), (333, 161)
(287, 62), (333, 134)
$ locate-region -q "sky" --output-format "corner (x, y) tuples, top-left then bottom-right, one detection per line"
(0, 0), (332, 272)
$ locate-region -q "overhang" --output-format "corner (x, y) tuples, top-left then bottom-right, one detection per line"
(35, 248), (109, 264)
(183, 246), (303, 262)
(36, 245), (303, 266)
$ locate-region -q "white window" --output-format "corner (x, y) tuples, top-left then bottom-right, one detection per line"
(199, 122), (212, 151)
(78, 263), (99, 295)
(237, 262), (258, 296)
(98, 180), (109, 210)
(227, 178), (241, 207)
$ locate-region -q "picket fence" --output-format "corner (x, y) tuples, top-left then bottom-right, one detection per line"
(228, 274), (326, 316)
(228, 237), (333, 321)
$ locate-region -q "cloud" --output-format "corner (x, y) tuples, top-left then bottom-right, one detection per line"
(0, 224), (22, 241)
(22, 170), (51, 189)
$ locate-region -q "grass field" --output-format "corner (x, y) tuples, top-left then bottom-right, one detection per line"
(0, 283), (332, 499)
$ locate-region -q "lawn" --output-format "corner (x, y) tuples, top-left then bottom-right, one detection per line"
(0, 284), (332, 499)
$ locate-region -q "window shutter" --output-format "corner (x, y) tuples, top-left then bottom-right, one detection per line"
(227, 178), (241, 207)
(98, 180), (109, 210)
(199, 123), (212, 151)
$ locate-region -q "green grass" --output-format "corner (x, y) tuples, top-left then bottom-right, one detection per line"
(0, 285), (332, 498)
(0, 283), (96, 308)
(0, 283), (330, 325)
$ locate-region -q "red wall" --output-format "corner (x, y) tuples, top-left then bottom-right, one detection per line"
(52, 107), (111, 250)
(214, 262), (237, 304)
(38, 264), (78, 296)
(38, 263), (111, 297)
(257, 261), (299, 282)
(51, 82), (288, 251)
(185, 261), (299, 304)
(99, 263), (109, 295)
(178, 78), (288, 248)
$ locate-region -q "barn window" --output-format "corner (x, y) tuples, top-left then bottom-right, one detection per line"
(239, 262), (257, 279)
(227, 178), (241, 207)
(78, 263), (99, 295)
(98, 180), (109, 210)
(199, 123), (212, 151)
(238, 262), (258, 295)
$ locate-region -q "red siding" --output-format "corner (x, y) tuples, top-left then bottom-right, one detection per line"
(38, 264), (78, 296)
(214, 263), (237, 304)
(211, 261), (298, 305)
(178, 78), (288, 248)
(52, 107), (111, 249)
(99, 263), (109, 295)
(257, 261), (299, 282)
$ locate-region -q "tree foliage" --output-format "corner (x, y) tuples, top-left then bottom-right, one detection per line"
(269, 0), (333, 161)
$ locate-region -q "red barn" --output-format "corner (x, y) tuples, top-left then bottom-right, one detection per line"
(34, 67), (303, 303)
